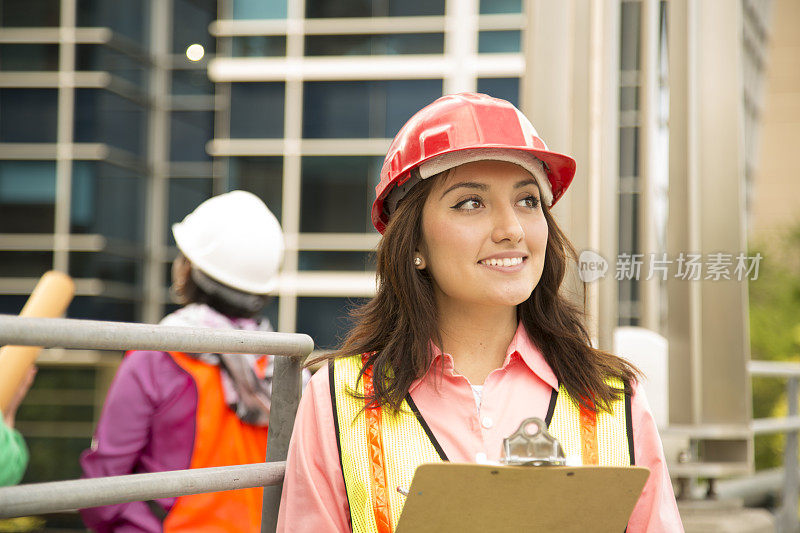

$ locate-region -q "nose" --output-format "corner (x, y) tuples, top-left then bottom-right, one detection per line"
(491, 203), (524, 244)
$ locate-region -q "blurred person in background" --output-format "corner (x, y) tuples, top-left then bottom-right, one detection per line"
(81, 190), (308, 532)
(0, 367), (36, 486)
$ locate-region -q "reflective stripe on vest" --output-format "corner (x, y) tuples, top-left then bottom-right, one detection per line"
(330, 356), (447, 533)
(165, 351), (268, 532)
(332, 356), (634, 533)
(547, 378), (634, 467)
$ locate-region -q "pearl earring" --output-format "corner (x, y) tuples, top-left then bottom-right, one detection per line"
(414, 256), (422, 267)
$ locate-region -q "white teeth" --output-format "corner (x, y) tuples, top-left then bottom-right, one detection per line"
(481, 257), (524, 267)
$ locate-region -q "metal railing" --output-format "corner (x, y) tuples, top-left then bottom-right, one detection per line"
(747, 360), (800, 533)
(0, 315), (314, 533)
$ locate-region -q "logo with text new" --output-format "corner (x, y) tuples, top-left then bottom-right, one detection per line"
(578, 250), (608, 283)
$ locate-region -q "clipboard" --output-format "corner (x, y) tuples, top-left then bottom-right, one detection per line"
(395, 463), (650, 533)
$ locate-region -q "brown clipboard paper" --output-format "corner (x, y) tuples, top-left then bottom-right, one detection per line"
(395, 463), (650, 533)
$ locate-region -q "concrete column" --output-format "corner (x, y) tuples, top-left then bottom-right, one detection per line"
(523, 0), (620, 349)
(667, 0), (752, 471)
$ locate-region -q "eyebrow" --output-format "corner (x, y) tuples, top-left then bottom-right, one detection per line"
(439, 178), (540, 199)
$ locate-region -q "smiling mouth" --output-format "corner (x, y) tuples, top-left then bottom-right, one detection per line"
(479, 257), (526, 267)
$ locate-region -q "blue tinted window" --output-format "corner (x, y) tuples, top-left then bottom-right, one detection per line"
(166, 178), (213, 245)
(76, 0), (148, 46)
(232, 36), (286, 57)
(0, 161), (56, 203)
(300, 156), (382, 233)
(0, 251), (53, 277)
(68, 296), (137, 322)
(304, 33), (443, 56)
(75, 44), (147, 88)
(1, 0), (60, 26)
(74, 89), (146, 156)
(227, 157), (283, 222)
(306, 0), (444, 18)
(0, 89), (58, 142)
(296, 297), (369, 349)
(230, 83), (285, 138)
(170, 111), (213, 162)
(172, 69), (213, 95)
(0, 44), (59, 71)
(477, 77), (519, 108)
(0, 161), (56, 233)
(299, 251), (376, 272)
(234, 0), (287, 19)
(173, 0), (216, 55)
(303, 80), (442, 138)
(70, 252), (141, 285)
(478, 30), (521, 54)
(71, 161), (145, 242)
(479, 0), (522, 14)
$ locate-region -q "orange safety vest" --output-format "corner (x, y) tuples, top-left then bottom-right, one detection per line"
(164, 351), (268, 532)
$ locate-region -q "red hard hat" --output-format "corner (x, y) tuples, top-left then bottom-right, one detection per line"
(371, 92), (576, 233)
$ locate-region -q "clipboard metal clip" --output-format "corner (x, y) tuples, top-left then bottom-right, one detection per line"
(500, 417), (566, 466)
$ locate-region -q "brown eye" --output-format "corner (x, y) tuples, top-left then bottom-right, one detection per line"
(452, 197), (483, 210)
(518, 195), (540, 209)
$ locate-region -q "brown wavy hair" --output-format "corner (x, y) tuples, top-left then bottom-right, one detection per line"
(314, 172), (640, 414)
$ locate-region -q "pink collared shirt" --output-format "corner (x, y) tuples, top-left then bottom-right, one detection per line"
(277, 324), (683, 532)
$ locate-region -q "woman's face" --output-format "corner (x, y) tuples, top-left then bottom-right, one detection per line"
(418, 160), (549, 313)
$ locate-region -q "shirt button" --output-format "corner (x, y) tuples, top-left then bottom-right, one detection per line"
(481, 416), (493, 429)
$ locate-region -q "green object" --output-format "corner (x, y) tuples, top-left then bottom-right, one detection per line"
(0, 416), (29, 486)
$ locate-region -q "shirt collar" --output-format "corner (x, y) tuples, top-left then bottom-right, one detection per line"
(409, 322), (559, 393)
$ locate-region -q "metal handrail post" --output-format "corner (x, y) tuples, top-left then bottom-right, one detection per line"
(260, 354), (305, 532)
(780, 377), (800, 533)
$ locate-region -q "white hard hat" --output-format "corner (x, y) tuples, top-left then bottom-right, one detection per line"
(172, 190), (284, 294)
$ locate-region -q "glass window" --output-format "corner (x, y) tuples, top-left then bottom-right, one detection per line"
(76, 0), (148, 47)
(0, 161), (56, 233)
(0, 296), (28, 315)
(478, 30), (521, 54)
(0, 44), (59, 71)
(620, 1), (641, 72)
(69, 252), (140, 285)
(227, 156), (283, 222)
(0, 89), (58, 143)
(304, 33), (444, 56)
(303, 79), (442, 138)
(296, 296), (369, 349)
(173, 0), (216, 55)
(618, 126), (639, 177)
(233, 0), (287, 19)
(75, 44), (147, 89)
(1, 0), (60, 26)
(25, 438), (92, 482)
(479, 0), (522, 14)
(300, 156), (382, 233)
(0, 251), (53, 277)
(74, 89), (146, 156)
(166, 177), (213, 245)
(299, 251), (376, 272)
(620, 86), (639, 112)
(172, 68), (214, 95)
(230, 82), (285, 138)
(68, 295), (137, 322)
(231, 36), (286, 57)
(170, 111), (213, 162)
(476, 77), (519, 107)
(71, 161), (146, 242)
(306, 0), (444, 18)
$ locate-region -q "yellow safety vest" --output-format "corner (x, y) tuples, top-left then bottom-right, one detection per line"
(331, 355), (634, 533)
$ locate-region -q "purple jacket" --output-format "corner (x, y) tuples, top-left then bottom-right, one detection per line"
(80, 350), (196, 532)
